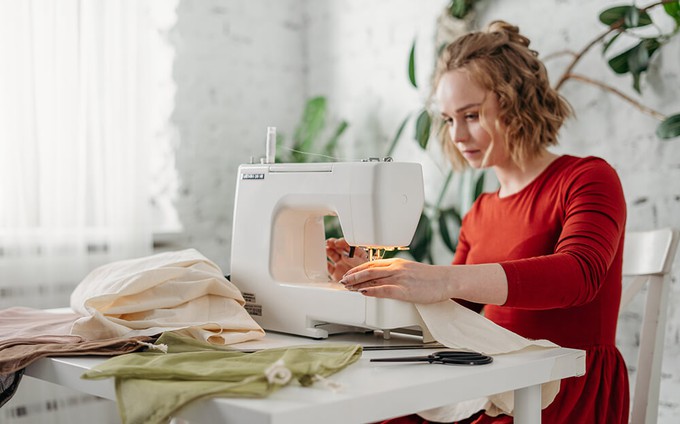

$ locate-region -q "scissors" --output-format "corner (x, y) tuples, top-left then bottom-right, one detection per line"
(370, 350), (493, 366)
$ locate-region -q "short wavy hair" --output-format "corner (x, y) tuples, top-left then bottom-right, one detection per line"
(434, 20), (572, 170)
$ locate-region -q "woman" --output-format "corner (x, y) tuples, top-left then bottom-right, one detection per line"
(326, 21), (629, 423)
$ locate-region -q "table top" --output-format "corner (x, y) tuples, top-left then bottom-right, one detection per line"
(24, 331), (585, 424)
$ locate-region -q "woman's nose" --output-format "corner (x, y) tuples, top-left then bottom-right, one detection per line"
(450, 122), (468, 143)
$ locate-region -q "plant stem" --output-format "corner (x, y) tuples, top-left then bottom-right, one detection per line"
(435, 170), (454, 211)
(555, 27), (619, 90)
(565, 73), (667, 121)
(542, 50), (578, 62)
(554, 0), (673, 90)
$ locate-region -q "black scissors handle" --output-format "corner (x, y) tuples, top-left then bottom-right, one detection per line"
(370, 351), (493, 366)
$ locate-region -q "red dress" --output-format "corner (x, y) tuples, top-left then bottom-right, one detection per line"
(384, 155), (630, 424)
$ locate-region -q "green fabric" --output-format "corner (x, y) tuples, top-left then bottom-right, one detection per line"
(82, 332), (362, 424)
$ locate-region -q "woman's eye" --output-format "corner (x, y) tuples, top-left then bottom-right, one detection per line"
(443, 117), (453, 125)
(464, 113), (478, 121)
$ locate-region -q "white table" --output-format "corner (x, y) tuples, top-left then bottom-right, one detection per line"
(24, 332), (585, 424)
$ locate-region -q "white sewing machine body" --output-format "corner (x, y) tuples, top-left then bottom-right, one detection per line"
(230, 160), (426, 339)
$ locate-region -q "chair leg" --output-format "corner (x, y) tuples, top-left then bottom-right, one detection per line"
(630, 274), (670, 424)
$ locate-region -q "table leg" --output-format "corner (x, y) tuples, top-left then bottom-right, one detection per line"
(514, 384), (541, 424)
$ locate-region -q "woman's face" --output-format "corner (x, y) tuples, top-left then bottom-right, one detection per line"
(435, 69), (509, 169)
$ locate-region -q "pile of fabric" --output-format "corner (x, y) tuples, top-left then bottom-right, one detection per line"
(68, 248), (264, 344)
(82, 332), (361, 424)
(0, 249), (361, 424)
(1, 248), (569, 424)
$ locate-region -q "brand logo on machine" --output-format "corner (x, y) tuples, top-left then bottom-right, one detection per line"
(241, 173), (265, 180)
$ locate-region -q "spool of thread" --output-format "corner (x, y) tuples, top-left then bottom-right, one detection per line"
(265, 126), (277, 164)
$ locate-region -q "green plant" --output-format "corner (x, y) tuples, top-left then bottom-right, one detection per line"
(552, 0), (680, 139)
(449, 0), (477, 19)
(397, 0), (680, 263)
(276, 96), (348, 163)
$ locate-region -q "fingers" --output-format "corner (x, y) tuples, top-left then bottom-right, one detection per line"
(342, 258), (393, 277)
(326, 238), (369, 261)
(325, 238), (350, 254)
(340, 264), (394, 292)
(355, 285), (402, 299)
(326, 245), (343, 264)
(327, 254), (364, 282)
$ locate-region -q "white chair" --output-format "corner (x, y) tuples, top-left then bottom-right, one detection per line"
(619, 228), (679, 424)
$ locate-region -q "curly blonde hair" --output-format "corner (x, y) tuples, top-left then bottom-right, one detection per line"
(435, 20), (572, 170)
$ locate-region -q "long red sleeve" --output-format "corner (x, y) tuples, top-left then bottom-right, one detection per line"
(450, 155), (629, 423)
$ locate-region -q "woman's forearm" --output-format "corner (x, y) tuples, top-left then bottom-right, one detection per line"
(441, 263), (508, 305)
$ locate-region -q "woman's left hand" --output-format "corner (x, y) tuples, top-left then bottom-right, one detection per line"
(339, 258), (452, 304)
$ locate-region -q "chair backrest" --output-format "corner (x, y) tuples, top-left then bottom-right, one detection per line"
(619, 228), (679, 424)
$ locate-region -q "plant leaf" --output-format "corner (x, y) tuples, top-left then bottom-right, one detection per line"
(599, 6), (627, 25)
(656, 113), (680, 139)
(438, 207), (462, 254)
(473, 171), (486, 200)
(608, 38), (660, 75)
(631, 71), (642, 94)
(408, 40), (417, 88)
(608, 47), (631, 74)
(629, 38), (661, 93)
(386, 114), (410, 157)
(624, 6), (639, 28)
(382, 249), (399, 260)
(324, 216), (343, 239)
(275, 132), (288, 162)
(663, 1), (680, 27)
(602, 30), (623, 55)
(415, 109), (432, 149)
(293, 96), (327, 160)
(449, 0), (472, 19)
(628, 41), (651, 74)
(408, 213), (433, 263)
(322, 120), (349, 158)
(599, 6), (652, 28)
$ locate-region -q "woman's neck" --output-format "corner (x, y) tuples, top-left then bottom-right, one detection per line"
(494, 150), (559, 198)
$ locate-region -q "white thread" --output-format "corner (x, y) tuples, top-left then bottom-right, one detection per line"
(280, 146), (345, 162)
(264, 359), (292, 386)
(137, 340), (168, 353)
(311, 374), (344, 392)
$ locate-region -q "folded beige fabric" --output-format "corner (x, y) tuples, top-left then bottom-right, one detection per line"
(70, 249), (264, 345)
(414, 301), (560, 422)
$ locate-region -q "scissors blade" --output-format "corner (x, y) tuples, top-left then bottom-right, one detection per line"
(369, 355), (434, 363)
(439, 356), (494, 365)
(370, 351), (493, 365)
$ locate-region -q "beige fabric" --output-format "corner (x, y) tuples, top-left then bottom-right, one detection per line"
(70, 249), (264, 345)
(415, 300), (560, 422)
(0, 307), (80, 339)
(0, 306), (154, 374)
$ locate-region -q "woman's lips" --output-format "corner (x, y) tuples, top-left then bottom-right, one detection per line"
(461, 149), (481, 158)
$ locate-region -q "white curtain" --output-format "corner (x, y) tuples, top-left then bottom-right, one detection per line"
(0, 1), (175, 422)
(0, 0), (166, 310)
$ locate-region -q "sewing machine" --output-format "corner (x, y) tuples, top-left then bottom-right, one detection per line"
(229, 156), (428, 339)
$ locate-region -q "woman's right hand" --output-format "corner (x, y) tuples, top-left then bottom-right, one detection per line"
(326, 238), (368, 282)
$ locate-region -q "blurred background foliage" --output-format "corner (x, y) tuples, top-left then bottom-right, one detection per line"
(277, 0), (680, 265)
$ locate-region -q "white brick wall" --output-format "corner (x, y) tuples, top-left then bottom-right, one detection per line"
(171, 0), (307, 271)
(171, 0), (680, 421)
